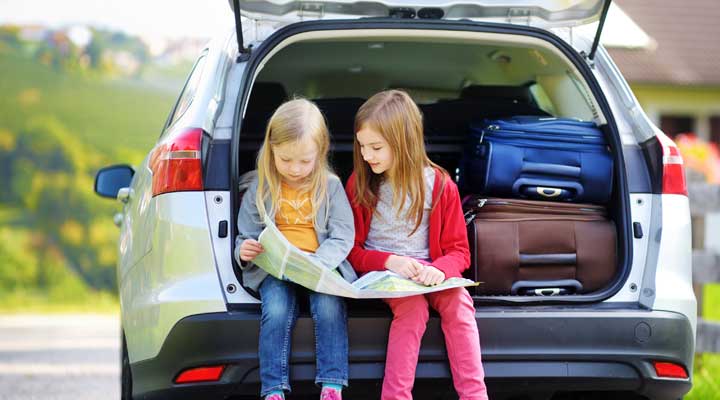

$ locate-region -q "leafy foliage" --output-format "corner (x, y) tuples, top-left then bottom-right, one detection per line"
(0, 39), (183, 308)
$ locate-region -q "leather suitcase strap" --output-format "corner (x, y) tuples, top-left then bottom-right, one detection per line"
(463, 196), (607, 225)
(474, 214), (605, 222)
(465, 196), (606, 215)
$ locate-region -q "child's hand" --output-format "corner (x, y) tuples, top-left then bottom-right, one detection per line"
(384, 255), (423, 279)
(412, 265), (445, 286)
(239, 239), (264, 262)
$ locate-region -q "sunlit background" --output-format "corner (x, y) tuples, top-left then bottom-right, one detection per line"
(0, 3), (232, 397)
(0, 0), (232, 312)
(0, 1), (718, 399)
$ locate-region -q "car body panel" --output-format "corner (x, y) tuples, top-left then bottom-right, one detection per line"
(604, 193), (650, 304)
(130, 308), (693, 399)
(118, 155), (156, 280)
(653, 194), (696, 335)
(121, 192), (227, 363)
(205, 191), (260, 304)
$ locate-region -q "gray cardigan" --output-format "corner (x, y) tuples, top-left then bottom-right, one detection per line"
(234, 174), (358, 291)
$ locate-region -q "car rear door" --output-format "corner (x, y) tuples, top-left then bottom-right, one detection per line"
(230, 0), (611, 57)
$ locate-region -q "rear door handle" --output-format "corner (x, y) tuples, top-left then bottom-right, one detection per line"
(218, 221), (228, 238)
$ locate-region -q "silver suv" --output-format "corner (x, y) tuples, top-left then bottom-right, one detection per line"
(94, 1), (695, 399)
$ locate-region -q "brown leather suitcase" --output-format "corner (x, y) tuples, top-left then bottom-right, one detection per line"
(462, 196), (617, 296)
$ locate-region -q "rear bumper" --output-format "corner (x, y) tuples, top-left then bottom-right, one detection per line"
(131, 305), (693, 400)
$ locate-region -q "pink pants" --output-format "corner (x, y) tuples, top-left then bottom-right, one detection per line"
(382, 288), (488, 400)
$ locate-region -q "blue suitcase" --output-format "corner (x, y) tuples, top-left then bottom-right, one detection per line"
(460, 116), (613, 204)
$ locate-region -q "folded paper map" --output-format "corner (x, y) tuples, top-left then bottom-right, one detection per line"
(252, 215), (478, 299)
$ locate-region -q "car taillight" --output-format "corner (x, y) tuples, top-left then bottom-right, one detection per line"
(656, 132), (688, 196)
(653, 361), (688, 379)
(150, 128), (203, 196)
(174, 365), (225, 384)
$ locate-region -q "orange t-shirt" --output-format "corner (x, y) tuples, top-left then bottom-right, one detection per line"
(275, 183), (319, 253)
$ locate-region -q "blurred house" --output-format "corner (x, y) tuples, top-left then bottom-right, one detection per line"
(606, 0), (720, 262)
(18, 25), (48, 42)
(607, 0), (720, 145)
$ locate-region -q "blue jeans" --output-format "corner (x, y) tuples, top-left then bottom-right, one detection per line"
(258, 276), (348, 396)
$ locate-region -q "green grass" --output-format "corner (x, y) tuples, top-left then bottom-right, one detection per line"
(690, 353), (720, 399)
(0, 289), (119, 314)
(702, 283), (720, 320)
(686, 283), (720, 400)
(0, 48), (180, 159)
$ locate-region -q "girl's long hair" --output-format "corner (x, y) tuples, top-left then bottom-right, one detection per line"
(255, 98), (331, 228)
(353, 90), (447, 234)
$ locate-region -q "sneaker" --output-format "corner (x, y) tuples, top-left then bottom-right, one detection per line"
(264, 394), (284, 400)
(320, 386), (342, 400)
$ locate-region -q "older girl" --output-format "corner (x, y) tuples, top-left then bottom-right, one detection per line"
(346, 90), (488, 400)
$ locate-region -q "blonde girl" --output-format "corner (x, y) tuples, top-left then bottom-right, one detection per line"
(235, 98), (356, 400)
(345, 90), (489, 400)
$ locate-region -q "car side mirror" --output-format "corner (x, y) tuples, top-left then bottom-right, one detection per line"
(95, 165), (134, 199)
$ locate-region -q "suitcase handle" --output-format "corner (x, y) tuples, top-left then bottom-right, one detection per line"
(521, 162), (581, 178)
(519, 253), (577, 266)
(512, 178), (584, 201)
(510, 279), (583, 296)
(527, 186), (568, 199)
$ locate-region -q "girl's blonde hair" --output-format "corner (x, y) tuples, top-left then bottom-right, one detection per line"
(255, 98), (331, 227)
(353, 90), (447, 234)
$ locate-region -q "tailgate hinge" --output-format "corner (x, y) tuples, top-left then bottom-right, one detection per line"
(231, 0), (252, 62)
(299, 2), (325, 20)
(587, 0), (612, 61)
(507, 8), (531, 26)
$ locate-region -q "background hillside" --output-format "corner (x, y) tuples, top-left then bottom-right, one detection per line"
(0, 25), (195, 311)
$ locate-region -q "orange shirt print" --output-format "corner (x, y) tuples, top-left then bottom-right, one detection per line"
(275, 183), (319, 253)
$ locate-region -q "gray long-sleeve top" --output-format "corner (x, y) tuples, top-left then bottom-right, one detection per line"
(234, 173), (358, 291)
